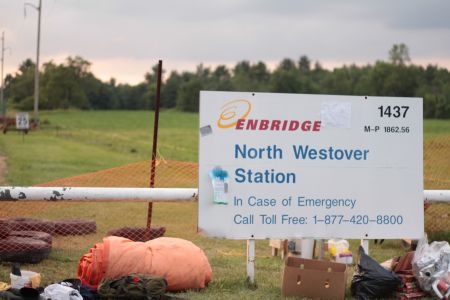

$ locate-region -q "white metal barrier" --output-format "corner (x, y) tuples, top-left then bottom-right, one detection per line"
(0, 186), (197, 201)
(0, 187), (448, 202)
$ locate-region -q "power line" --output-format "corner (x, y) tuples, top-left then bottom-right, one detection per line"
(1, 31), (5, 119)
(1, 31), (9, 120)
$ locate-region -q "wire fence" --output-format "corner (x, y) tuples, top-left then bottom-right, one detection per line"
(422, 135), (450, 236)
(0, 135), (449, 284)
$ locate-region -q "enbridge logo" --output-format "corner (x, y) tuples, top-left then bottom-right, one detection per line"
(217, 99), (252, 129)
(217, 99), (321, 132)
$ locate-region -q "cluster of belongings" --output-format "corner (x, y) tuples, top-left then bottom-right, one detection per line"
(0, 266), (88, 300)
(351, 235), (450, 300)
(0, 236), (212, 299)
(0, 275), (181, 299)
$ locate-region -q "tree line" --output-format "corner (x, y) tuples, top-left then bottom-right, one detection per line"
(4, 44), (449, 118)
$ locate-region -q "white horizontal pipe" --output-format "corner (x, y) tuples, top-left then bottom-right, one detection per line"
(0, 187), (448, 202)
(0, 186), (198, 202)
(423, 190), (450, 203)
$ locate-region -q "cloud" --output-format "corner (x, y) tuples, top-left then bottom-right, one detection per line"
(2, 0), (450, 84)
(374, 0), (450, 30)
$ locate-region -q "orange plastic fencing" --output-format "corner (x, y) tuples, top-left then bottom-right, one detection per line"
(424, 135), (450, 189)
(35, 159), (198, 188)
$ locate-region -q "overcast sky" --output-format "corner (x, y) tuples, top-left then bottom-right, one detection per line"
(1, 0), (450, 84)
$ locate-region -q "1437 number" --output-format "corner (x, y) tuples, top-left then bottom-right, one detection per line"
(378, 105), (409, 118)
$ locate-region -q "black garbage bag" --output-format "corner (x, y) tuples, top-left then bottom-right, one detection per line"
(351, 246), (401, 299)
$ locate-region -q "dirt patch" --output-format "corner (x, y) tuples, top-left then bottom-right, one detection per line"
(0, 156), (6, 185)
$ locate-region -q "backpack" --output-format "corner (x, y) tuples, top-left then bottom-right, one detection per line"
(97, 274), (167, 300)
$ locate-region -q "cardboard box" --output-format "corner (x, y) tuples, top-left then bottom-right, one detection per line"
(282, 256), (347, 299)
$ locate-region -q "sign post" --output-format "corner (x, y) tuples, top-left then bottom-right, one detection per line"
(15, 112), (30, 140)
(16, 112), (30, 131)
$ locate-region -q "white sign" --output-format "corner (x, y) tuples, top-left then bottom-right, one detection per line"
(199, 91), (423, 239)
(16, 112), (30, 130)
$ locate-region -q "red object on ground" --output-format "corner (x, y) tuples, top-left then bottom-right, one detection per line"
(77, 236), (212, 292)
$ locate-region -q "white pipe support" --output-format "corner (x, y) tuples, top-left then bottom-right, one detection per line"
(361, 239), (369, 255)
(247, 239), (256, 284)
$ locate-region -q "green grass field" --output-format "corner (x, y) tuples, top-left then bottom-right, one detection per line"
(0, 110), (199, 185)
(0, 110), (449, 299)
(1, 110), (448, 186)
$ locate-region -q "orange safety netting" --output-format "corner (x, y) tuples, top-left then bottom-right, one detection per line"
(423, 135), (450, 234)
(424, 135), (450, 190)
(35, 159), (198, 188)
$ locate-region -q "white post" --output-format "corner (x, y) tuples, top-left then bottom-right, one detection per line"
(361, 239), (369, 255)
(246, 239), (255, 284)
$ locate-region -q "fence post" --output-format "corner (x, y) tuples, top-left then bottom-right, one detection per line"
(247, 239), (255, 284)
(147, 59), (163, 228)
(361, 239), (369, 255)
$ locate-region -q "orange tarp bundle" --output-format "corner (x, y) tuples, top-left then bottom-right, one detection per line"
(77, 236), (212, 291)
